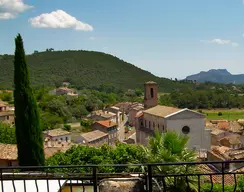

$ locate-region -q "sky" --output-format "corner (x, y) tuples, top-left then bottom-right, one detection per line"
(1, 0), (244, 79)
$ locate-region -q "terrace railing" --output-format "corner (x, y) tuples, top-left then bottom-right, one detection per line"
(0, 160), (244, 192)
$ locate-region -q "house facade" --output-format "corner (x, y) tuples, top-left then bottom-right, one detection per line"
(74, 130), (109, 147)
(92, 120), (118, 145)
(43, 129), (71, 142)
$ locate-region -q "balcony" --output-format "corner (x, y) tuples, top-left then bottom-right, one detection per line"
(0, 160), (244, 191)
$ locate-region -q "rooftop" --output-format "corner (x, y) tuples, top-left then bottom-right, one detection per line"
(95, 120), (117, 128)
(0, 144), (17, 160)
(81, 130), (108, 142)
(143, 105), (181, 117)
(220, 134), (241, 145)
(0, 111), (14, 117)
(91, 110), (116, 118)
(144, 81), (157, 85)
(0, 100), (8, 107)
(217, 121), (230, 130)
(211, 129), (226, 136)
(43, 128), (71, 137)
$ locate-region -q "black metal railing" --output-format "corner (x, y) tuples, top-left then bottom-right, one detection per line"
(0, 160), (244, 192)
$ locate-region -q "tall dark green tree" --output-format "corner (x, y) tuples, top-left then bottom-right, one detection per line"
(14, 34), (45, 166)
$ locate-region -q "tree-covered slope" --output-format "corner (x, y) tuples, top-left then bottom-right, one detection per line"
(0, 50), (190, 92)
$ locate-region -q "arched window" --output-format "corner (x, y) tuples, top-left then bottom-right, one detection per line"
(182, 126), (190, 134)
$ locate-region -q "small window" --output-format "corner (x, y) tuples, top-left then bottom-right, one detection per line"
(153, 122), (155, 128)
(149, 121), (151, 129)
(182, 126), (190, 134)
(66, 137), (68, 142)
(145, 120), (147, 127)
(150, 88), (154, 98)
(158, 124), (159, 128)
(162, 125), (165, 131)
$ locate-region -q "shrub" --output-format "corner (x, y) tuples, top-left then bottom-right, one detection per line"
(218, 112), (223, 116)
(63, 124), (71, 131)
(80, 119), (92, 127)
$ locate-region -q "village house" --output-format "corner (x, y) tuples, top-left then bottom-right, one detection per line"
(0, 141), (74, 168)
(128, 105), (144, 127)
(92, 120), (118, 145)
(87, 110), (117, 123)
(0, 100), (8, 112)
(43, 128), (71, 142)
(135, 81), (211, 152)
(208, 146), (244, 172)
(211, 129), (228, 146)
(55, 87), (78, 97)
(219, 134), (243, 149)
(0, 144), (18, 167)
(73, 130), (109, 147)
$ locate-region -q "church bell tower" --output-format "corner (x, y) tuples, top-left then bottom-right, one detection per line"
(144, 81), (158, 109)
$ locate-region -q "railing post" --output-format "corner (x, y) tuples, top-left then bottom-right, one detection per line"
(148, 165), (152, 192)
(0, 169), (3, 192)
(93, 167), (98, 192)
(222, 162), (224, 192)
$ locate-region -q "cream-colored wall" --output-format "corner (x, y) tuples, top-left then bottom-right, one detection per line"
(166, 118), (207, 150)
(49, 134), (71, 142)
(143, 113), (166, 132)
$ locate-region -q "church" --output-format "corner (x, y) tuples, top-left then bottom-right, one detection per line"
(135, 81), (211, 151)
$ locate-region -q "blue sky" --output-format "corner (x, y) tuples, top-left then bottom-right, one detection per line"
(1, 0), (244, 79)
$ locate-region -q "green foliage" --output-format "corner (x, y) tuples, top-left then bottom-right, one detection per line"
(13, 34), (45, 166)
(0, 50), (193, 92)
(0, 92), (13, 103)
(80, 119), (92, 127)
(144, 131), (197, 191)
(46, 131), (197, 192)
(218, 112), (223, 116)
(0, 122), (16, 144)
(159, 89), (244, 109)
(63, 124), (71, 131)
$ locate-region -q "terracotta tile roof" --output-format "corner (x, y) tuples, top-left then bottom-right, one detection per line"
(211, 129), (226, 136)
(144, 81), (157, 85)
(43, 128), (71, 137)
(220, 134), (241, 145)
(0, 100), (8, 107)
(217, 121), (230, 130)
(91, 110), (116, 118)
(143, 105), (181, 117)
(81, 130), (108, 142)
(0, 144), (17, 160)
(95, 120), (117, 128)
(0, 111), (14, 117)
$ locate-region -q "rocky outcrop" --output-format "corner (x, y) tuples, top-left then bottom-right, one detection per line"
(99, 177), (145, 192)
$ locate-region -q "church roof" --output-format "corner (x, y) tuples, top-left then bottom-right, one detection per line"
(143, 105), (181, 117)
(144, 81), (157, 85)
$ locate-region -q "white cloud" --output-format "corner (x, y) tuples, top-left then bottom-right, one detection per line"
(29, 10), (93, 31)
(201, 39), (239, 47)
(0, 0), (33, 19)
(89, 37), (95, 40)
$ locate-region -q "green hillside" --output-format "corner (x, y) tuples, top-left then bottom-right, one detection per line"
(0, 50), (190, 92)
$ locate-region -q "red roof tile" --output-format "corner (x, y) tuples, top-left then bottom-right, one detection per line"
(95, 120), (117, 128)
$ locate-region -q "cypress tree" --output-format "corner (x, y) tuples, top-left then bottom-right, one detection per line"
(14, 34), (45, 166)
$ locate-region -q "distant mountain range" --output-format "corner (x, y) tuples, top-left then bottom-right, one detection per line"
(186, 69), (244, 84)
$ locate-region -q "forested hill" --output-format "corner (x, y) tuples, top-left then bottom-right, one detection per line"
(0, 50), (190, 92)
